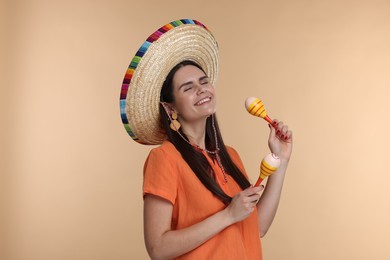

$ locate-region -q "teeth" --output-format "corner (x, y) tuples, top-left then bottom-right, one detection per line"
(196, 97), (211, 105)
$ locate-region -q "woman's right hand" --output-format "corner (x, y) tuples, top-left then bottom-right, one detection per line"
(225, 185), (264, 223)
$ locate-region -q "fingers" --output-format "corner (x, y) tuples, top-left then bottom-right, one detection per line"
(228, 186), (264, 222)
(242, 185), (263, 196)
(249, 196), (260, 205)
(272, 120), (293, 142)
(234, 186), (263, 208)
(242, 186), (263, 206)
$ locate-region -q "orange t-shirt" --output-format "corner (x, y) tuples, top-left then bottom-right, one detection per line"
(143, 141), (262, 259)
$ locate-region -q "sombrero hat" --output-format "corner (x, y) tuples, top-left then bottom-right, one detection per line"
(120, 19), (219, 145)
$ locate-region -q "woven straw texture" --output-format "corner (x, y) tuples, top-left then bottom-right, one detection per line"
(120, 19), (219, 145)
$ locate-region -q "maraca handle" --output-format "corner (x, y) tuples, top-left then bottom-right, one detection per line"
(254, 172), (273, 187)
(254, 177), (264, 187)
(264, 115), (278, 129)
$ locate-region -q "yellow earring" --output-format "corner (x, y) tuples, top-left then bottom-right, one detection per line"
(170, 112), (181, 131)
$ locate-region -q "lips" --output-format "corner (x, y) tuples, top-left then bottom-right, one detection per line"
(194, 96), (212, 106)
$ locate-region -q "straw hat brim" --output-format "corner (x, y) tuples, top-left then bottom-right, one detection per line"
(120, 19), (219, 145)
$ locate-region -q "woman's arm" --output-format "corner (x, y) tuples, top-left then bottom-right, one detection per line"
(257, 119), (293, 237)
(144, 185), (262, 260)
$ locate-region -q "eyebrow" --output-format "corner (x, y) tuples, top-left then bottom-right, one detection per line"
(178, 75), (209, 90)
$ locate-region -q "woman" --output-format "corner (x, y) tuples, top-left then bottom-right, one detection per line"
(120, 19), (292, 260)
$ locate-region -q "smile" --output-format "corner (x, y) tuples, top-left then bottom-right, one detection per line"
(195, 97), (212, 106)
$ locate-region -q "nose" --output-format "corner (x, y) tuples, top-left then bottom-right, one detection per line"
(196, 84), (206, 95)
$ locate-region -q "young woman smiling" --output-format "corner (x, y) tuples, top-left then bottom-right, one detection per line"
(120, 20), (292, 260)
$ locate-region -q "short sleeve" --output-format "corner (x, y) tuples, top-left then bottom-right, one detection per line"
(143, 147), (178, 205)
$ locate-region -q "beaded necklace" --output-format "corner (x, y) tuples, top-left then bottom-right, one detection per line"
(175, 115), (228, 184)
(161, 103), (228, 184)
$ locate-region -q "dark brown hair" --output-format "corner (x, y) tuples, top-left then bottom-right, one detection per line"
(159, 60), (250, 204)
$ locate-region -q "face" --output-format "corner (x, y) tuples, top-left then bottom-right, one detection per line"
(171, 65), (216, 123)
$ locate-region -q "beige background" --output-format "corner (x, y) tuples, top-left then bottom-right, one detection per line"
(3, 0), (390, 259)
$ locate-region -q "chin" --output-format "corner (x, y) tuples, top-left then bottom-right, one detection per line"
(204, 109), (216, 117)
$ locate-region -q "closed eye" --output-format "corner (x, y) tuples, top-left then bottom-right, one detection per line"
(199, 76), (209, 85)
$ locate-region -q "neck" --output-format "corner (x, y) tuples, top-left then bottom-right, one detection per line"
(180, 119), (207, 149)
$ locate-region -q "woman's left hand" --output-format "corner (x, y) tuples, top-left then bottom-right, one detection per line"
(268, 119), (293, 162)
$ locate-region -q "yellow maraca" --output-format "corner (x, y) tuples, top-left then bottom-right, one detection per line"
(254, 153), (280, 186)
(245, 97), (277, 128)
